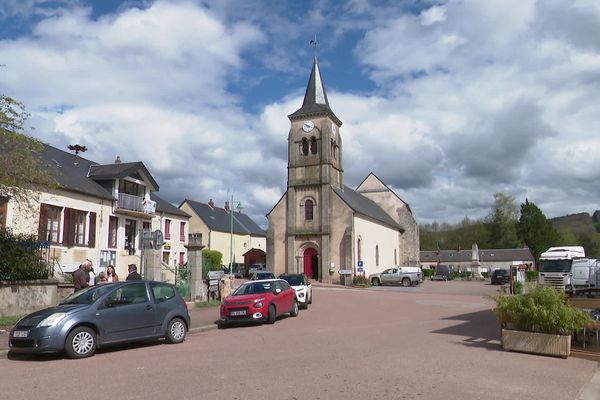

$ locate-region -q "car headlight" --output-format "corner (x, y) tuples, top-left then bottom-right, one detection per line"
(254, 302), (263, 308)
(38, 313), (67, 327)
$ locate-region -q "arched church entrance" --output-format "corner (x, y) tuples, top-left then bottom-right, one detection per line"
(303, 248), (319, 280)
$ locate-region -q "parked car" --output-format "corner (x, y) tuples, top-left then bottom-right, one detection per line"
(279, 273), (312, 309)
(491, 269), (510, 285)
(9, 281), (190, 359)
(220, 279), (298, 326)
(369, 266), (423, 287)
(435, 264), (454, 280)
(250, 271), (276, 280)
(249, 263), (267, 275)
(431, 274), (448, 281)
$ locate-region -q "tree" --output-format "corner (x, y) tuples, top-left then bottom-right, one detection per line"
(487, 192), (520, 249)
(516, 199), (562, 261)
(0, 95), (55, 202)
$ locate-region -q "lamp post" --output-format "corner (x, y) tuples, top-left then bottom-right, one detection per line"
(228, 194), (243, 275)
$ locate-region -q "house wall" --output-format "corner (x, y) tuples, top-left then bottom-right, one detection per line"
(153, 213), (188, 283)
(354, 215), (399, 278)
(267, 194), (288, 276)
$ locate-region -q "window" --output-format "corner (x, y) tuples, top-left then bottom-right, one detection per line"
(394, 249), (397, 265)
(125, 219), (137, 255)
(301, 138), (308, 156)
(38, 204), (62, 243)
(357, 237), (362, 262)
(304, 199), (314, 220)
(143, 221), (151, 231)
(162, 251), (170, 264)
(164, 219), (171, 240)
(105, 283), (148, 306)
(73, 210), (86, 245)
(150, 282), (175, 303)
(118, 180), (143, 196)
(108, 216), (118, 248)
(376, 245), (379, 267)
(179, 252), (185, 266)
(310, 136), (317, 154)
(180, 221), (186, 242)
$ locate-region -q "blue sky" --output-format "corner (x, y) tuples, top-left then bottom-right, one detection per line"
(1, 0), (600, 228)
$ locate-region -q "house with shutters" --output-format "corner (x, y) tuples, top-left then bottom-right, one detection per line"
(1, 143), (190, 281)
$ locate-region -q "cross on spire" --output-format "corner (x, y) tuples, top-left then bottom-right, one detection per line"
(309, 35), (318, 58)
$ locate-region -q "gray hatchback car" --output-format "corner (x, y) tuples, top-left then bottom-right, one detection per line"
(9, 280), (190, 358)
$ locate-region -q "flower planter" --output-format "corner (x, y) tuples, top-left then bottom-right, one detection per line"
(501, 329), (571, 358)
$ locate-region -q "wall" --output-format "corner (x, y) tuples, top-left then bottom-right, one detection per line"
(0, 280), (59, 316)
(266, 193), (288, 276)
(353, 215), (400, 278)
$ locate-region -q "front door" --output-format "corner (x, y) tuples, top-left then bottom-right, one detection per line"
(303, 248), (318, 279)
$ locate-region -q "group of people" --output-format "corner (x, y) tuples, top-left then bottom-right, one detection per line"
(72, 260), (143, 292)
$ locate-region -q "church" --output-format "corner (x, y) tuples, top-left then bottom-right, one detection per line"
(266, 57), (420, 283)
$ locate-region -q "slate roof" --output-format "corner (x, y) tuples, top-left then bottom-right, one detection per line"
(151, 193), (190, 218)
(41, 144), (114, 200)
(420, 248), (535, 263)
(288, 56), (342, 126)
(89, 162), (159, 191)
(182, 199), (266, 236)
(333, 185), (403, 231)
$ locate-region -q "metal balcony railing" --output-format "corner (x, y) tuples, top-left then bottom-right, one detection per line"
(117, 193), (155, 214)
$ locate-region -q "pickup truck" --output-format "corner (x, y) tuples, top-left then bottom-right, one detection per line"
(369, 267), (423, 287)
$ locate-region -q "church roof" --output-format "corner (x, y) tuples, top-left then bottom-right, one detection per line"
(181, 199), (266, 236)
(288, 56), (342, 126)
(333, 186), (404, 232)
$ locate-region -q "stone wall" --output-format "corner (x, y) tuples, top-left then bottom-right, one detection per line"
(0, 280), (59, 316)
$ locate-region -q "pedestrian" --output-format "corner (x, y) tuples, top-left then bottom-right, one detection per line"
(126, 264), (142, 280)
(106, 265), (119, 282)
(98, 271), (108, 283)
(73, 259), (93, 292)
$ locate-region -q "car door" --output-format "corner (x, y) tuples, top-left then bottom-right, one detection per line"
(98, 282), (156, 342)
(381, 268), (396, 284)
(272, 281), (289, 315)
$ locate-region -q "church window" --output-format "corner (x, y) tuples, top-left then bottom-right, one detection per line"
(357, 237), (362, 263)
(310, 137), (317, 154)
(301, 138), (309, 156)
(375, 245), (379, 267)
(394, 249), (397, 265)
(304, 199), (314, 220)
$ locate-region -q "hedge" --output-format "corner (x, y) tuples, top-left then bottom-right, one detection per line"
(0, 228), (49, 281)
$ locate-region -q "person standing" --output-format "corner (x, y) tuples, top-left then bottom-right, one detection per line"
(73, 259), (93, 292)
(106, 265), (119, 282)
(126, 264), (142, 280)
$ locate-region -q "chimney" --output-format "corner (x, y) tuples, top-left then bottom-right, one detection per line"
(208, 199), (215, 209)
(114, 156), (122, 164)
(224, 201), (230, 212)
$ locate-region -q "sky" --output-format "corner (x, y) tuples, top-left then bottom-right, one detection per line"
(1, 0), (600, 228)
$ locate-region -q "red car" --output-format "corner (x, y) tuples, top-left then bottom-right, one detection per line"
(220, 279), (299, 326)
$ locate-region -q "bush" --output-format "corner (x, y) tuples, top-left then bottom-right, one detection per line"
(492, 285), (591, 336)
(353, 275), (371, 287)
(422, 269), (435, 278)
(482, 272), (489, 279)
(525, 270), (538, 282)
(0, 228), (49, 281)
(202, 249), (223, 278)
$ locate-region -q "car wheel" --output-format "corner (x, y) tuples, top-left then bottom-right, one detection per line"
(266, 304), (276, 324)
(166, 318), (187, 344)
(372, 278), (381, 286)
(65, 326), (96, 359)
(290, 299), (299, 317)
(401, 278), (411, 287)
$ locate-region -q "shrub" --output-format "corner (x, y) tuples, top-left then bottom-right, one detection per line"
(422, 269), (435, 278)
(0, 228), (49, 281)
(492, 285), (591, 336)
(353, 275), (371, 287)
(525, 270), (538, 282)
(481, 272), (489, 279)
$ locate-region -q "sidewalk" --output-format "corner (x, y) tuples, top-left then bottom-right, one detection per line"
(0, 304), (221, 358)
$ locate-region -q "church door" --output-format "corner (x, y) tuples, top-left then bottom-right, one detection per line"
(303, 248), (318, 279)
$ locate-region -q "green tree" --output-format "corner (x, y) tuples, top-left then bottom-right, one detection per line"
(202, 249), (223, 272)
(577, 233), (600, 257)
(0, 95), (55, 201)
(516, 199), (562, 261)
(487, 192), (520, 248)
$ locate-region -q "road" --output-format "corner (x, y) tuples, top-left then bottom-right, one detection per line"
(0, 282), (597, 400)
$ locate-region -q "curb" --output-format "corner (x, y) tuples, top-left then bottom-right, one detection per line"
(0, 323), (219, 360)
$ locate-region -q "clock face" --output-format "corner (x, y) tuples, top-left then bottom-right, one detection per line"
(331, 123), (337, 136)
(302, 120), (314, 133)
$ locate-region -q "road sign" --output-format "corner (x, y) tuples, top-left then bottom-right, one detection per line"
(357, 267), (364, 273)
(358, 261), (363, 267)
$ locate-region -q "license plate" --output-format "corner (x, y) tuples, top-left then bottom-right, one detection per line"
(230, 310), (246, 316)
(13, 330), (28, 338)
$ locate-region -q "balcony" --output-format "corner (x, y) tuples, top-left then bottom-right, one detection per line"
(115, 193), (156, 219)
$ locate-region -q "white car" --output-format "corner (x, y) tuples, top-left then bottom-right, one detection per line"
(279, 273), (312, 309)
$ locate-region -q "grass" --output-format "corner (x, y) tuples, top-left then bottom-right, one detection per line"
(0, 315), (23, 326)
(194, 300), (221, 308)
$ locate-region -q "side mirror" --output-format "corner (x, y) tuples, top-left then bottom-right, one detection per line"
(274, 288), (282, 295)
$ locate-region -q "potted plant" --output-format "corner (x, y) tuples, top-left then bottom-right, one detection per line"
(492, 285), (591, 358)
(352, 275), (371, 288)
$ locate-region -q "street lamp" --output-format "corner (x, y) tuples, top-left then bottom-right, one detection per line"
(229, 194), (243, 275)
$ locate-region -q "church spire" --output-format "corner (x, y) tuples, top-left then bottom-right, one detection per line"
(288, 56), (342, 125)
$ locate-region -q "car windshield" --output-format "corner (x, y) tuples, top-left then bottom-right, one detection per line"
(540, 259), (572, 273)
(281, 275), (303, 286)
(257, 272), (274, 279)
(233, 282), (273, 295)
(61, 284), (115, 305)
(493, 270), (508, 276)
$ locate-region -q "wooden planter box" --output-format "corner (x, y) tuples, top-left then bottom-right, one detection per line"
(502, 329), (571, 358)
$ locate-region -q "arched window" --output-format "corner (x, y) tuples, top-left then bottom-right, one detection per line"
(302, 138), (309, 156)
(304, 199), (314, 220)
(310, 136), (317, 154)
(394, 249), (397, 265)
(375, 245), (379, 267)
(357, 237), (362, 263)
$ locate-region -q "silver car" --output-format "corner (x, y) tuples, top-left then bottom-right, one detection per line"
(369, 267), (423, 287)
(9, 280), (190, 358)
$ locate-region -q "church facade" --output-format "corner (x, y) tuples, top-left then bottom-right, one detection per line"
(266, 57), (419, 283)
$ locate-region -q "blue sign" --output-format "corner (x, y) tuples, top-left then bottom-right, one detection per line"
(357, 267), (364, 273)
(358, 261), (363, 267)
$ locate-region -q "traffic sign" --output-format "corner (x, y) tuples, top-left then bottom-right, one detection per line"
(358, 261), (363, 267)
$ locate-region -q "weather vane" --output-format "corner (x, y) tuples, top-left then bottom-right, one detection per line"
(67, 144), (88, 155)
(310, 35), (318, 57)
